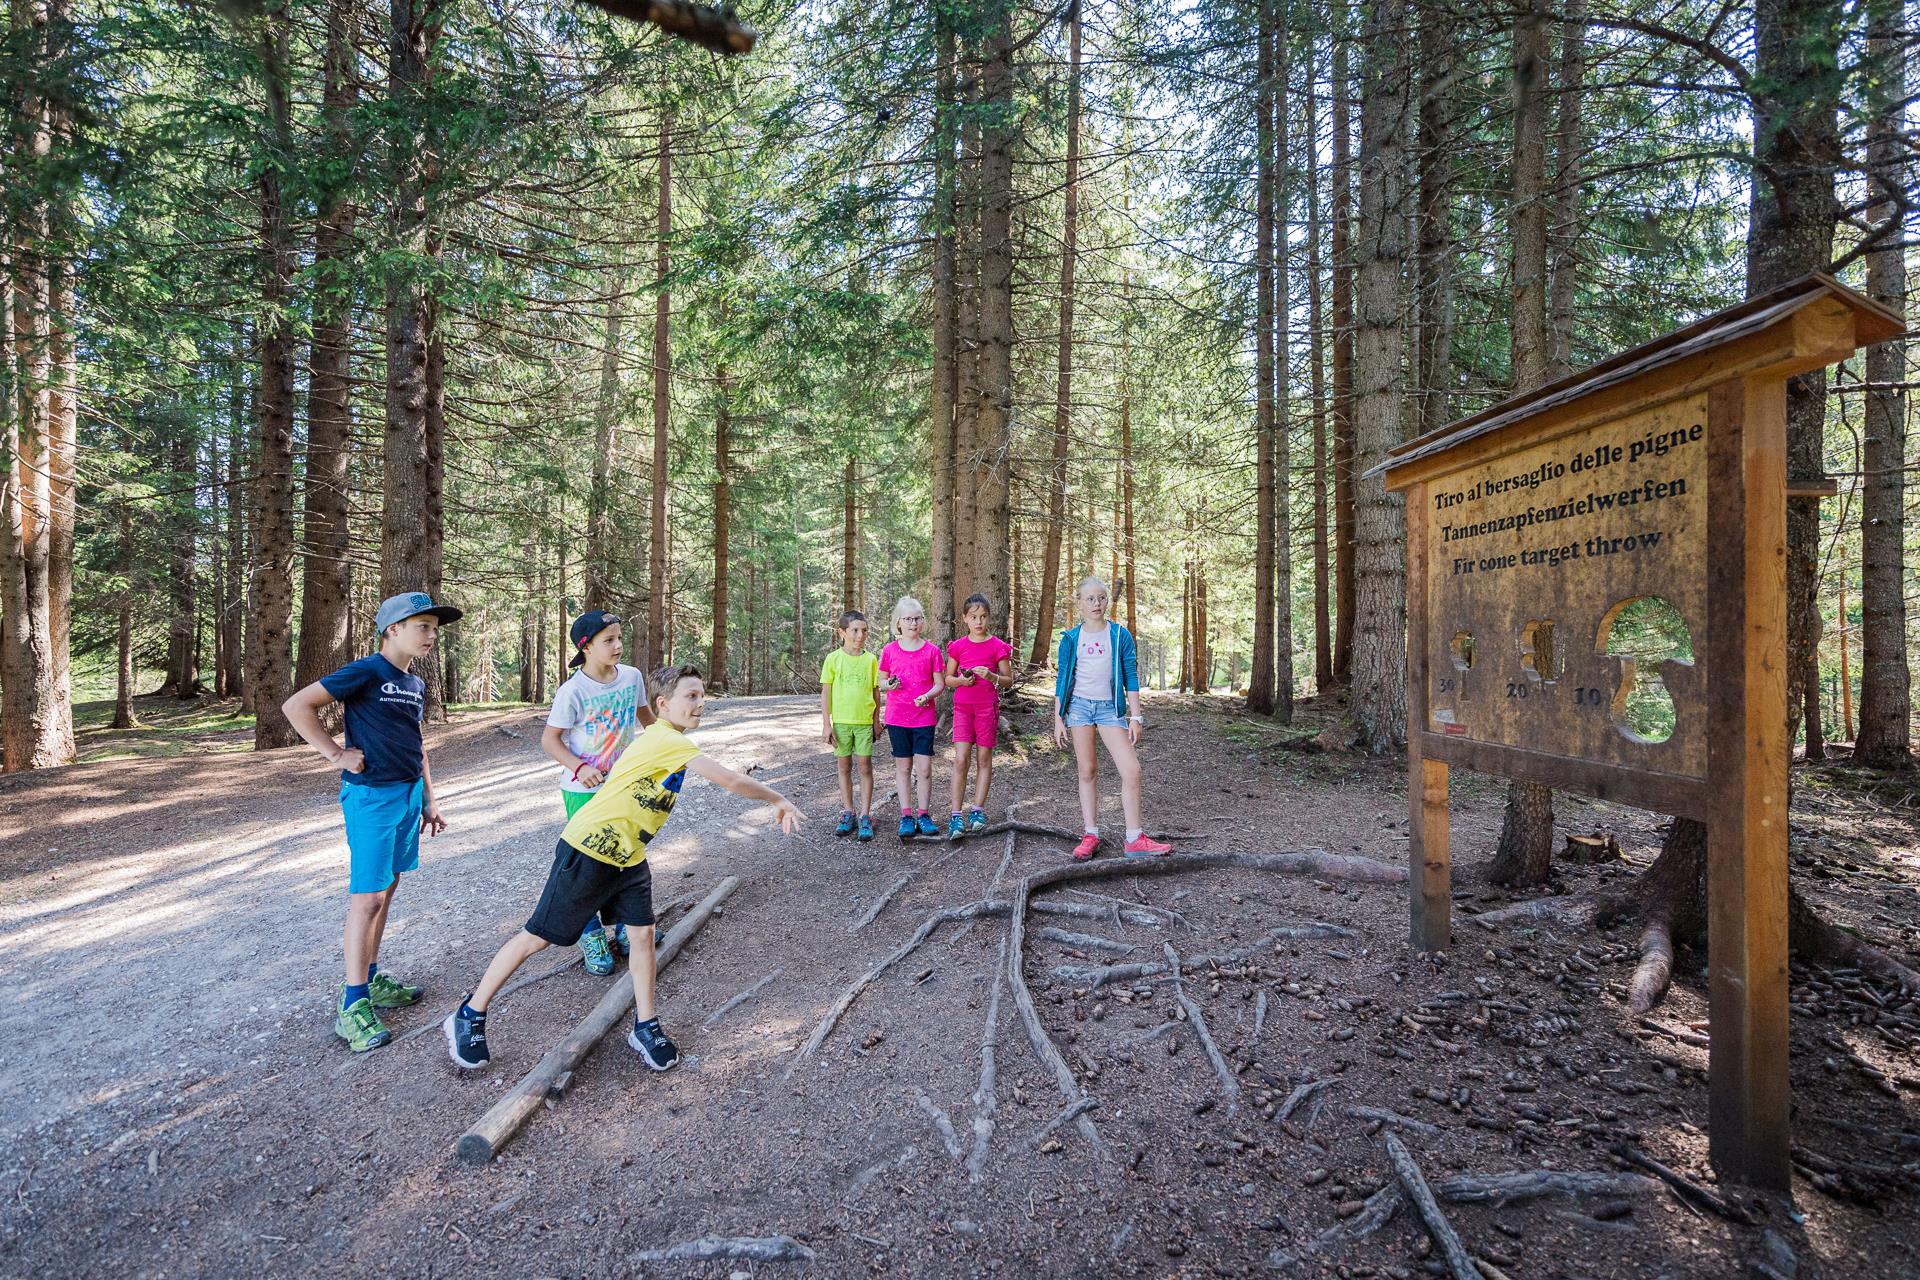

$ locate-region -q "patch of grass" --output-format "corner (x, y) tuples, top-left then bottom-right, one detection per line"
(72, 694), (255, 763)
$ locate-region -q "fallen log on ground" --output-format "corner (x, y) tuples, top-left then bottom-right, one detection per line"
(1628, 920), (1675, 1013)
(1385, 1132), (1478, 1280)
(457, 876), (739, 1163)
(1433, 1169), (1661, 1205)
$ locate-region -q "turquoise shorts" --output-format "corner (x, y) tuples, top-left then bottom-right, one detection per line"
(340, 778), (424, 894)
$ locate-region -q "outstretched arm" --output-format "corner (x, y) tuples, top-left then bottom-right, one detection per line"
(687, 754), (805, 833)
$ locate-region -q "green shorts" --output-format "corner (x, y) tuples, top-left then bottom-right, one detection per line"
(561, 788), (595, 819)
(833, 723), (875, 758)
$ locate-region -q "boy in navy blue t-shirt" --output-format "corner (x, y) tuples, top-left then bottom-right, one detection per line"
(284, 591), (462, 1052)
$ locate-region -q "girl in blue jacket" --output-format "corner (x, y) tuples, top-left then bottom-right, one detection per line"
(1051, 576), (1171, 860)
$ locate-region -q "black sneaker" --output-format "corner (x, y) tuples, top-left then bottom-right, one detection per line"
(443, 996), (490, 1070)
(627, 1017), (680, 1071)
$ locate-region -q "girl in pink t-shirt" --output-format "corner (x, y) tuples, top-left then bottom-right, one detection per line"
(878, 595), (945, 840)
(942, 593), (1014, 840)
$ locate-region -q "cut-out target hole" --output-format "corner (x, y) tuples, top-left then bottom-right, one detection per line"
(1596, 596), (1693, 744)
(1450, 631), (1476, 671)
(1520, 620), (1562, 683)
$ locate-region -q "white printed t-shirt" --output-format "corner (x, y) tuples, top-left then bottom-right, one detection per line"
(547, 664), (649, 793)
(1071, 624), (1115, 704)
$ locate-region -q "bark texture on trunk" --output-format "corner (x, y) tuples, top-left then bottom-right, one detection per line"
(1748, 0), (1841, 755)
(113, 503), (136, 729)
(649, 112), (672, 667)
(586, 287), (625, 611)
(1348, 0), (1410, 754)
(710, 360), (731, 691)
(1546, 0), (1586, 379)
(1855, 0), (1911, 768)
(1307, 81), (1332, 692)
(1414, 1), (1453, 436)
(248, 0), (299, 749)
(1251, 0), (1278, 715)
(296, 0), (358, 694)
(929, 13), (959, 643)
(1031, 1), (1081, 667)
(1330, 23), (1356, 687)
(967, 3), (1015, 640)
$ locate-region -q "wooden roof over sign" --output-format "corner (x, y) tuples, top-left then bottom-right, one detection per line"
(1372, 274), (1903, 488)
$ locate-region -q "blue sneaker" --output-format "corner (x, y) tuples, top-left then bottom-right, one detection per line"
(898, 815), (917, 840)
(916, 813), (939, 838)
(611, 923), (629, 957)
(967, 807), (988, 832)
(579, 926), (616, 976)
(856, 816), (874, 842)
(835, 810), (855, 838)
(947, 812), (966, 842)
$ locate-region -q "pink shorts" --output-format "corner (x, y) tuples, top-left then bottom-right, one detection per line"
(951, 704), (999, 750)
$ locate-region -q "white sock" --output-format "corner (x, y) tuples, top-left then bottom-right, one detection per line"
(1125, 828), (1143, 842)
(1084, 826), (1099, 838)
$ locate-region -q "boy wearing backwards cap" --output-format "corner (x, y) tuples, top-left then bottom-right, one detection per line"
(283, 590), (462, 1052)
(541, 609), (654, 975)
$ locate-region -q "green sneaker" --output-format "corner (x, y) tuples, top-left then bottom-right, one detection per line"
(335, 996), (392, 1052)
(368, 971), (421, 1008)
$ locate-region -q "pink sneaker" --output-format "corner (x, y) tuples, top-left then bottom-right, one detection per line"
(1123, 834), (1172, 858)
(1071, 833), (1100, 861)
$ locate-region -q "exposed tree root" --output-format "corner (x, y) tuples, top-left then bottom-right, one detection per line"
(1467, 895), (1594, 929)
(1628, 921), (1675, 1013)
(1348, 1105), (1440, 1136)
(1051, 922), (1355, 988)
(1787, 885), (1920, 991)
(1031, 899), (1168, 928)
(1254, 989), (1269, 1040)
(628, 1234), (813, 1264)
(1165, 942), (1239, 1113)
(975, 819), (1084, 844)
(916, 1090), (963, 1159)
(1385, 1132), (1477, 1280)
(1432, 1170), (1660, 1205)
(1063, 887), (1189, 929)
(1037, 926), (1135, 955)
(851, 873), (914, 932)
(785, 899), (1008, 1078)
(702, 968), (782, 1028)
(1268, 1185), (1400, 1271)
(1029, 1095), (1101, 1148)
(966, 938), (1007, 1184)
(1008, 863), (1109, 1164)
(1275, 1077), (1339, 1123)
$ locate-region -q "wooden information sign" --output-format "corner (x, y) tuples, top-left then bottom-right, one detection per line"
(1373, 275), (1902, 1189)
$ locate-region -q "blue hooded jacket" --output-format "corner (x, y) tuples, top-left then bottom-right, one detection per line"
(1053, 621), (1139, 712)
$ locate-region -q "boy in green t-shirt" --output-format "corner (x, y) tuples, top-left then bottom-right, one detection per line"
(820, 610), (882, 842)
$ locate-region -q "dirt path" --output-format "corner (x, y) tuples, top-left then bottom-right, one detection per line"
(1, 693), (1916, 1278)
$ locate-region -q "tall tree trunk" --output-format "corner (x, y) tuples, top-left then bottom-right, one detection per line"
(1748, 0), (1841, 754)
(1330, 13), (1356, 685)
(929, 11), (959, 642)
(224, 345), (247, 701)
(1414, 0), (1454, 435)
(46, 263), (73, 753)
(383, 0), (446, 708)
(951, 89), (982, 625)
(586, 287), (625, 611)
(841, 453), (857, 614)
(165, 428), (199, 697)
(710, 358), (731, 691)
(1855, 0), (1911, 768)
(296, 0), (357, 694)
(2, 0), (71, 769)
(1273, 12), (1294, 724)
(1308, 80), (1333, 692)
(649, 112), (672, 667)
(1030, 0), (1081, 667)
(1251, 0), (1278, 716)
(113, 501), (136, 729)
(968, 3), (1015, 640)
(1490, 0), (1558, 884)
(248, 0), (298, 749)
(789, 496), (804, 678)
(1348, 0), (1410, 754)
(1120, 155), (1138, 635)
(1546, 0), (1586, 378)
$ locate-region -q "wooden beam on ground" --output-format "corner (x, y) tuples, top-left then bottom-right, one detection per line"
(457, 875), (740, 1163)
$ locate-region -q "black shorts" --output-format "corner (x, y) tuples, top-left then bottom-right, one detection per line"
(525, 841), (655, 945)
(886, 724), (935, 758)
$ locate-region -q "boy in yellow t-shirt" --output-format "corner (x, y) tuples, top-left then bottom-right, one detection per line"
(820, 609), (882, 842)
(443, 665), (803, 1072)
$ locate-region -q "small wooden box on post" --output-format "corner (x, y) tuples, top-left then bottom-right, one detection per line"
(1371, 275), (1901, 1190)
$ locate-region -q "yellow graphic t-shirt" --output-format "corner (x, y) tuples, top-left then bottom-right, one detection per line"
(820, 649), (880, 725)
(560, 721), (700, 868)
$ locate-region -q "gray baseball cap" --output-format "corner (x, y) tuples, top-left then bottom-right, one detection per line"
(374, 591), (463, 636)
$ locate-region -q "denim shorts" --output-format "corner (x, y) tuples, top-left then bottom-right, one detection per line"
(1063, 696), (1125, 729)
